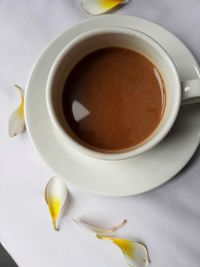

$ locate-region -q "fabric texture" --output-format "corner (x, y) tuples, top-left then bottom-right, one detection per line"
(0, 1), (200, 267)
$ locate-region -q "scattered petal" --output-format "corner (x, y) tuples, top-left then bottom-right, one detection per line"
(97, 235), (150, 267)
(73, 218), (127, 234)
(81, 0), (129, 15)
(45, 176), (68, 231)
(9, 85), (25, 137)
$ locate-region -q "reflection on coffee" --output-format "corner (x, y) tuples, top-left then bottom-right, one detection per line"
(62, 47), (166, 151)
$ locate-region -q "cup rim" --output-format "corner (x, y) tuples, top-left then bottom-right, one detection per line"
(46, 26), (181, 160)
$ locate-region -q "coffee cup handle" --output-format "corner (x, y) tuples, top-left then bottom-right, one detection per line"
(181, 79), (200, 105)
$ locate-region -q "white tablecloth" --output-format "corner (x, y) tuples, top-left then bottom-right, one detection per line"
(1, 1), (200, 267)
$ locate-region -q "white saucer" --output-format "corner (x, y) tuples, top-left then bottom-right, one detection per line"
(25, 15), (200, 196)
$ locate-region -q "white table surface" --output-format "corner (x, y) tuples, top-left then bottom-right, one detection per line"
(1, 1), (200, 267)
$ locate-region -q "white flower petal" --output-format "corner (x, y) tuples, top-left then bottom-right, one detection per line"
(9, 109), (25, 137)
(97, 235), (150, 267)
(9, 85), (25, 137)
(124, 241), (150, 267)
(73, 218), (127, 234)
(45, 176), (68, 231)
(81, 0), (129, 15)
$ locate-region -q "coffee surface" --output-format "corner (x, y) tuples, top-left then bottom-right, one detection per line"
(62, 47), (165, 151)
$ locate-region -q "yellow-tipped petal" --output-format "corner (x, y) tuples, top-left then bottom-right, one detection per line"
(73, 218), (127, 235)
(97, 235), (150, 267)
(45, 176), (68, 231)
(9, 85), (25, 137)
(81, 0), (129, 15)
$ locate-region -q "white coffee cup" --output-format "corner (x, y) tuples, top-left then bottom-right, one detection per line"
(46, 27), (200, 160)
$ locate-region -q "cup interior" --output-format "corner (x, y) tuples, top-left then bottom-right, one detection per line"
(46, 27), (181, 160)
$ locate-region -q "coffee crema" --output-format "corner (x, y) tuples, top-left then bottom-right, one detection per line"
(62, 47), (166, 151)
